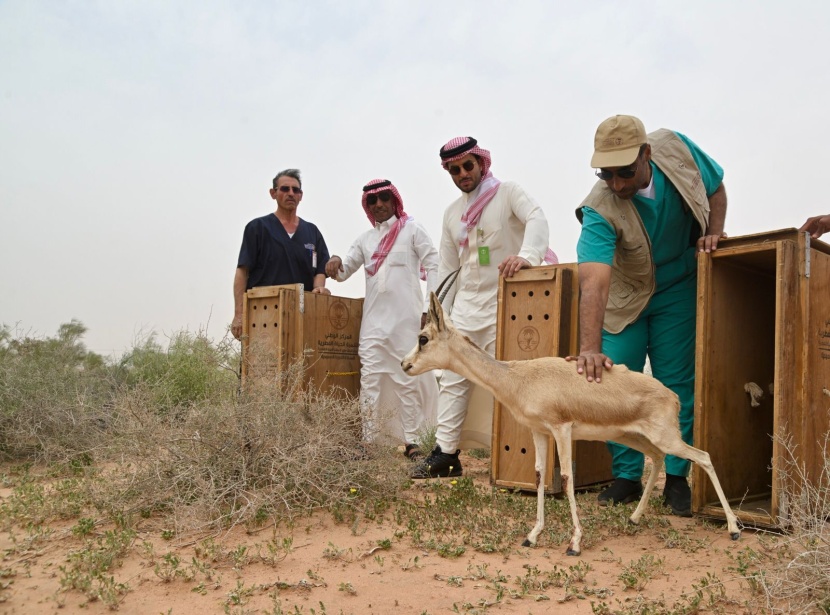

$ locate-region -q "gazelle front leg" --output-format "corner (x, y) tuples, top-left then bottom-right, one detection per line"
(522, 430), (549, 547)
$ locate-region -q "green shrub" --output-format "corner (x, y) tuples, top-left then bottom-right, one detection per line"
(0, 323), (239, 461)
(0, 321), (110, 460)
(114, 330), (238, 414)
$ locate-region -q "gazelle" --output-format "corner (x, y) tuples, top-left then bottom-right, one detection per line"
(401, 292), (740, 555)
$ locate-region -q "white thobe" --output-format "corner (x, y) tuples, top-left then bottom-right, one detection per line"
(336, 217), (439, 444)
(435, 181), (550, 452)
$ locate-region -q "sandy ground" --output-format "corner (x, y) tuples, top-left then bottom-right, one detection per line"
(0, 454), (764, 614)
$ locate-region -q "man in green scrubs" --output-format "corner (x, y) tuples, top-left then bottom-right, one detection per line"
(570, 115), (727, 516)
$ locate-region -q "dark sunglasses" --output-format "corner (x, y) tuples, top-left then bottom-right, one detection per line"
(448, 160), (476, 175)
(277, 185), (303, 194)
(595, 159), (640, 181)
(366, 190), (393, 206)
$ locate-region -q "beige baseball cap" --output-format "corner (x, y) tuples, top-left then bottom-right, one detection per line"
(591, 115), (647, 168)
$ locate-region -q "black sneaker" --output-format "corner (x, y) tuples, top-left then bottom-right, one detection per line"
(411, 445), (462, 478)
(597, 478), (643, 506)
(403, 443), (423, 461)
(663, 474), (692, 517)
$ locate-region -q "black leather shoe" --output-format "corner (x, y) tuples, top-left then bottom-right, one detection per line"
(663, 474), (692, 517)
(597, 478), (643, 506)
(411, 445), (462, 478)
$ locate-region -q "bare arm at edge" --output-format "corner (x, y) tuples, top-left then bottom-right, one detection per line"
(311, 273), (331, 294)
(232, 267), (248, 340)
(697, 182), (727, 253)
(565, 262), (614, 383)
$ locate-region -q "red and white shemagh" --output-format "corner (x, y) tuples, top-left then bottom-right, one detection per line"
(361, 179), (426, 279)
(439, 137), (558, 264)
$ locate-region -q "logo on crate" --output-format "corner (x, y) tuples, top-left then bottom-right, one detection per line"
(328, 300), (350, 330)
(517, 326), (540, 352)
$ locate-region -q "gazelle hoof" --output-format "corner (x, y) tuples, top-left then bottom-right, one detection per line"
(730, 532), (741, 541)
(521, 538), (534, 547)
(565, 547), (580, 556)
(627, 517), (639, 526)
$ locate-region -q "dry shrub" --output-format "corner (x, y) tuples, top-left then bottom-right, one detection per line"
(2, 324), (405, 532)
(0, 321), (111, 460)
(90, 359), (405, 532)
(752, 428), (830, 614)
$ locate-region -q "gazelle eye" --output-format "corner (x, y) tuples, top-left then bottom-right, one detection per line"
(418, 335), (428, 347)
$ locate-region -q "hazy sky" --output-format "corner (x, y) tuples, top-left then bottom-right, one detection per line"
(2, 1), (827, 357)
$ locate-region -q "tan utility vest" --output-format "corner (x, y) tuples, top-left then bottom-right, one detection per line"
(577, 129), (711, 333)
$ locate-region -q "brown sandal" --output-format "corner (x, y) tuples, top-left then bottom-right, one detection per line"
(404, 444), (423, 461)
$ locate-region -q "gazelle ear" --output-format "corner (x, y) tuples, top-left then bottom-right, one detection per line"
(429, 292), (446, 331)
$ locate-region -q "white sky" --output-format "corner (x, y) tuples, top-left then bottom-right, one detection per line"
(1, 1), (827, 357)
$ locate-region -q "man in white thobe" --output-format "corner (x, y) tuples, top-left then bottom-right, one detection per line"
(326, 179), (439, 458)
(412, 136), (556, 478)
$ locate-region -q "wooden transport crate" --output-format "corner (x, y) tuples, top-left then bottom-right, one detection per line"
(693, 229), (830, 528)
(242, 284), (363, 400)
(491, 265), (613, 493)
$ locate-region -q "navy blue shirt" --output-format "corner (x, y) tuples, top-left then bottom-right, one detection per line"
(237, 214), (330, 291)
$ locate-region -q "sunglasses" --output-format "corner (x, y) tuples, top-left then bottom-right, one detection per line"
(277, 185), (303, 194)
(595, 159), (640, 181)
(448, 160), (476, 175)
(366, 190), (393, 206)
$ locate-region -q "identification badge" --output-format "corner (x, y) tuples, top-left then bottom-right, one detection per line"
(478, 246), (490, 265)
(305, 243), (317, 268)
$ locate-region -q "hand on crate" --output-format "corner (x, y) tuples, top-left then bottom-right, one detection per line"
(497, 255), (531, 278)
(799, 214), (830, 239)
(697, 231), (727, 254)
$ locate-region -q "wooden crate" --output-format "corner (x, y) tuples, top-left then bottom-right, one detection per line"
(491, 265), (613, 493)
(693, 229), (830, 527)
(242, 284), (363, 400)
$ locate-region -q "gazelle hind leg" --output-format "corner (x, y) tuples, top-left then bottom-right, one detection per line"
(660, 439), (741, 540)
(523, 430), (548, 547)
(614, 433), (665, 524)
(549, 424), (582, 556)
(630, 452), (664, 524)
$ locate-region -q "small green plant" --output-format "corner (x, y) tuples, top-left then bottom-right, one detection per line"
(58, 528), (134, 607)
(659, 527), (709, 553)
(436, 542), (466, 558)
(224, 579), (254, 608)
(195, 537), (224, 562)
(322, 542), (348, 561)
(257, 536), (293, 566)
(729, 545), (765, 594)
(72, 517), (96, 537)
(618, 554), (664, 591)
(338, 581), (356, 595)
(154, 553), (187, 582)
(230, 544), (249, 568)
